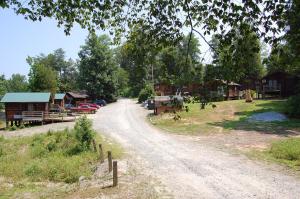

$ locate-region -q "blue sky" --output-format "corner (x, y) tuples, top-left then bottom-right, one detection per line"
(0, 9), (212, 79)
(0, 9), (91, 78)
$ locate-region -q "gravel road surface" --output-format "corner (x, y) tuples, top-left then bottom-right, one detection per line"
(93, 99), (300, 199)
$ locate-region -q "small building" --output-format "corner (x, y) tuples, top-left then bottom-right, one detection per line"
(203, 79), (242, 100)
(54, 93), (66, 107)
(154, 95), (183, 115)
(0, 92), (52, 126)
(259, 71), (299, 98)
(155, 83), (176, 96)
(66, 92), (89, 106)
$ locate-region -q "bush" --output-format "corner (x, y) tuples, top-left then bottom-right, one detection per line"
(270, 138), (300, 161)
(138, 84), (155, 103)
(285, 94), (300, 118)
(9, 124), (18, 131)
(74, 115), (95, 151)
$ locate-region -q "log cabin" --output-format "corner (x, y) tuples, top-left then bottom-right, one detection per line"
(259, 71), (300, 98)
(65, 92), (89, 106)
(0, 92), (52, 127)
(54, 93), (66, 107)
(203, 79), (242, 100)
(154, 95), (183, 115)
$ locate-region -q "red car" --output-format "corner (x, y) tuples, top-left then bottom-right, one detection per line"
(70, 105), (97, 114)
(78, 103), (100, 109)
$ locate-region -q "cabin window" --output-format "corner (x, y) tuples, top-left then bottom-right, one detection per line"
(268, 80), (277, 88)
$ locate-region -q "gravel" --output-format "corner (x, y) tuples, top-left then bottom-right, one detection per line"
(248, 111), (288, 122)
(92, 99), (300, 199)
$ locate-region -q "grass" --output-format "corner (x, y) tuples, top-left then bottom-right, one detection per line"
(149, 99), (300, 135)
(0, 128), (123, 198)
(248, 138), (300, 170)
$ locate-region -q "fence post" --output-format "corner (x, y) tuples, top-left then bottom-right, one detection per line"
(108, 151), (112, 172)
(113, 161), (118, 187)
(92, 139), (97, 152)
(98, 144), (104, 163)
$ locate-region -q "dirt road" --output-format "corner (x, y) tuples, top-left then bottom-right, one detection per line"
(94, 99), (300, 199)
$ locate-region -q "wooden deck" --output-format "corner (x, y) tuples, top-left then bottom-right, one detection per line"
(22, 111), (76, 123)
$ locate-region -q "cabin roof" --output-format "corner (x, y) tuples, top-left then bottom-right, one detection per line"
(67, 92), (89, 99)
(0, 92), (51, 103)
(55, 93), (66, 100)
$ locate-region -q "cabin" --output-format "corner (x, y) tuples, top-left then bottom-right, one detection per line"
(54, 93), (66, 107)
(155, 83), (176, 96)
(154, 95), (183, 115)
(204, 79), (242, 100)
(259, 71), (299, 98)
(65, 92), (89, 106)
(0, 92), (52, 127)
(154, 83), (201, 96)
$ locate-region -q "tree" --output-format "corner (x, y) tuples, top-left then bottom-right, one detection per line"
(28, 60), (57, 94)
(2, 1), (290, 46)
(0, 75), (6, 109)
(27, 49), (78, 92)
(158, 34), (203, 87)
(6, 74), (28, 92)
(78, 34), (118, 102)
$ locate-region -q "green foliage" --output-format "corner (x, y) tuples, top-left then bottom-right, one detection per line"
(74, 115), (95, 150)
(9, 124), (18, 131)
(6, 74), (28, 92)
(0, 129), (100, 183)
(286, 95), (300, 118)
(28, 61), (58, 94)
(78, 34), (119, 102)
(0, 75), (7, 110)
(2, 0), (289, 47)
(27, 49), (78, 92)
(138, 84), (155, 103)
(270, 138), (300, 161)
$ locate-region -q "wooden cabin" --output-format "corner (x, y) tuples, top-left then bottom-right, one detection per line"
(65, 92), (89, 106)
(204, 79), (242, 100)
(0, 92), (52, 126)
(155, 83), (176, 96)
(54, 93), (66, 107)
(155, 83), (201, 96)
(259, 72), (299, 98)
(154, 95), (183, 115)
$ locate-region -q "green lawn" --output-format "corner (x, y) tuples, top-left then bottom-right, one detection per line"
(0, 129), (123, 198)
(149, 99), (300, 135)
(248, 138), (300, 170)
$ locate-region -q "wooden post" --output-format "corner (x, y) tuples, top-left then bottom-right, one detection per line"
(92, 139), (97, 152)
(108, 151), (112, 172)
(98, 144), (104, 163)
(113, 161), (118, 187)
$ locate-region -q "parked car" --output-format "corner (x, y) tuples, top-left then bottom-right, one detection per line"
(70, 105), (97, 114)
(78, 103), (100, 109)
(95, 99), (107, 106)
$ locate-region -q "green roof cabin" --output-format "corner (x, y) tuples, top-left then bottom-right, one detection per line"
(54, 93), (66, 107)
(0, 92), (52, 127)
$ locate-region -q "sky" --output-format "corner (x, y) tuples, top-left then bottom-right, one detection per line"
(0, 9), (211, 79)
(0, 9), (91, 78)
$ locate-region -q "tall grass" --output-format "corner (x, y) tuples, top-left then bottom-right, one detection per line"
(0, 116), (123, 184)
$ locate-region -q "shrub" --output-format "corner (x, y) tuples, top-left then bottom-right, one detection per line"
(138, 84), (155, 103)
(74, 115), (95, 151)
(270, 138), (300, 161)
(285, 94), (300, 118)
(9, 124), (18, 131)
(19, 123), (25, 129)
